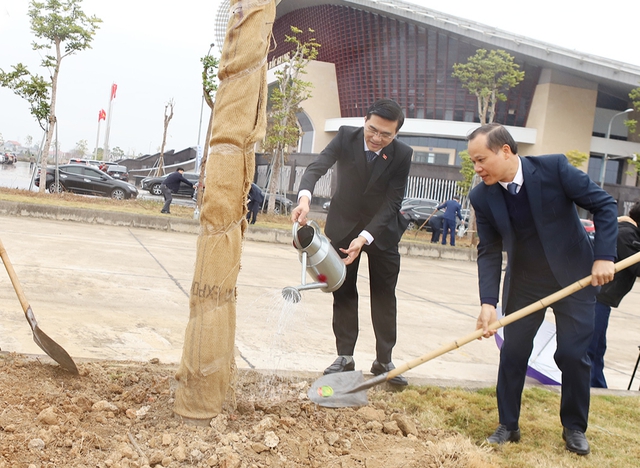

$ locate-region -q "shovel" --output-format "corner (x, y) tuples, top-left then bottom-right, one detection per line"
(0, 237), (79, 374)
(308, 250), (640, 407)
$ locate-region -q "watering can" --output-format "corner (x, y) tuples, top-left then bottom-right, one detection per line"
(282, 220), (347, 303)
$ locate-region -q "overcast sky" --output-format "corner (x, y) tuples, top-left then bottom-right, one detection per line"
(1, 0), (638, 155)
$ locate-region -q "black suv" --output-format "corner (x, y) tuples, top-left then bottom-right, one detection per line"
(35, 164), (138, 200)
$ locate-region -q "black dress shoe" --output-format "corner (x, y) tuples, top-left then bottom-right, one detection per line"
(563, 428), (590, 455)
(486, 424), (521, 444)
(370, 360), (408, 386)
(323, 356), (355, 375)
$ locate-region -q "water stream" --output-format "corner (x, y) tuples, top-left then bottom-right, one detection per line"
(240, 289), (310, 402)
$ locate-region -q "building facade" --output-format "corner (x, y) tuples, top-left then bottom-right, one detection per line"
(237, 0), (640, 209)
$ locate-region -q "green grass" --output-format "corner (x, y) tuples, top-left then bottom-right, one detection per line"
(378, 385), (640, 467)
(0, 187), (293, 226)
(0, 187), (460, 244)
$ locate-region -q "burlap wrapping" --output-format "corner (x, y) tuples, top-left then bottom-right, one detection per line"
(173, 0), (276, 420)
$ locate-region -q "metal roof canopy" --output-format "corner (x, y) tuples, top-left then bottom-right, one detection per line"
(276, 0), (640, 95)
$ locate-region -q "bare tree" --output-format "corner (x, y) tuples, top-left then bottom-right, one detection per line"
(156, 99), (175, 176)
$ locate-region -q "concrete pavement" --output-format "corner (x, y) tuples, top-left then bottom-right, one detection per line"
(1, 214), (640, 391)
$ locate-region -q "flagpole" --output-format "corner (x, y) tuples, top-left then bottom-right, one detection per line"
(94, 120), (101, 159)
(94, 109), (104, 159)
(103, 83), (117, 161)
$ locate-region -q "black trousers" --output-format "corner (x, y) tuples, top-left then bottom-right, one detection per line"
(161, 185), (173, 212)
(331, 232), (401, 363)
(246, 202), (260, 224)
(498, 278), (595, 432)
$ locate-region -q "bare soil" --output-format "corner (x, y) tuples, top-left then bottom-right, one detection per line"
(0, 355), (492, 468)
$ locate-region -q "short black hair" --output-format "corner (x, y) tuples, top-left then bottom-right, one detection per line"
(467, 123), (518, 155)
(629, 201), (640, 225)
(176, 167), (185, 172)
(366, 99), (405, 132)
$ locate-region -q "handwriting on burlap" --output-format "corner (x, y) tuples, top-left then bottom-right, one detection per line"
(191, 282), (235, 303)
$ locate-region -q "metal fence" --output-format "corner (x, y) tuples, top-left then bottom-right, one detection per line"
(258, 162), (465, 205)
(257, 164), (334, 198)
(405, 176), (465, 204)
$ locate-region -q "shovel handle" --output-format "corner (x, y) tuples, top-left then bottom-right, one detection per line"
(0, 237), (30, 314)
(387, 250), (640, 381)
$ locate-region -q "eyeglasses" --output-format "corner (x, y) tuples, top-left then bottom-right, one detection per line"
(364, 124), (395, 141)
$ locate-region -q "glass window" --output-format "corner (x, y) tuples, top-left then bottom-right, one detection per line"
(63, 166), (83, 175)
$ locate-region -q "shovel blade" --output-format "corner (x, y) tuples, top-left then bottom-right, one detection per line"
(308, 371), (369, 407)
(32, 324), (79, 375)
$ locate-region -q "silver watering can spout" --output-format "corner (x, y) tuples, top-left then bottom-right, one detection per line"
(282, 220), (347, 303)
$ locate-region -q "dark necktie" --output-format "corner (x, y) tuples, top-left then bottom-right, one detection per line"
(507, 182), (518, 195)
(366, 150), (377, 163)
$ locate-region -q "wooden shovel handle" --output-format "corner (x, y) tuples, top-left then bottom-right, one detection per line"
(414, 208), (438, 237)
(0, 237), (31, 314)
(388, 250), (640, 380)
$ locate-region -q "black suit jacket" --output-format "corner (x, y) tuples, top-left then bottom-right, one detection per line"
(469, 154), (618, 310)
(597, 220), (640, 307)
(299, 126), (413, 251)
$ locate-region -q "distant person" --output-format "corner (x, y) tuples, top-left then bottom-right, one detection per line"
(437, 196), (463, 246)
(427, 212), (443, 243)
(468, 123), (617, 456)
(160, 168), (194, 214)
(588, 203), (640, 388)
(29, 155), (35, 170)
(246, 183), (265, 224)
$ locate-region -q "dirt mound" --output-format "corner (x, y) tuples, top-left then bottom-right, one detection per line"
(0, 354), (491, 467)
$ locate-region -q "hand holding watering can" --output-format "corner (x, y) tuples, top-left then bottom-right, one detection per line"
(290, 194), (312, 226)
(285, 198), (347, 303)
(291, 196), (363, 265)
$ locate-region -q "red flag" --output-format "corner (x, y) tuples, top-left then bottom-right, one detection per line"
(98, 109), (106, 121)
(110, 83), (117, 100)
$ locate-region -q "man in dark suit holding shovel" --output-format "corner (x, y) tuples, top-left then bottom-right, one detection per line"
(437, 196), (463, 246)
(468, 123), (618, 455)
(291, 99), (413, 386)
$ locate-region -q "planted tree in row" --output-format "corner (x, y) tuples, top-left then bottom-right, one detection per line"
(196, 50), (220, 209)
(0, 0), (101, 192)
(263, 26), (320, 214)
(452, 49), (524, 125)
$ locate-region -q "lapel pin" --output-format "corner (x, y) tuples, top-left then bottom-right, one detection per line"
(382, 154), (388, 160)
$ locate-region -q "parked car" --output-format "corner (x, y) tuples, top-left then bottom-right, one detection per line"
(400, 198), (440, 230)
(68, 158), (94, 165)
(35, 164), (138, 200)
(141, 172), (200, 197)
(581, 218), (595, 240)
(323, 200), (331, 211)
(400, 198), (469, 232)
(1, 152), (17, 164)
(258, 189), (294, 215)
(68, 158), (118, 169)
(105, 165), (129, 182)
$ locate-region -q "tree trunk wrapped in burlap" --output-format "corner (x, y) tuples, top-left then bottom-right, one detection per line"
(174, 0), (276, 421)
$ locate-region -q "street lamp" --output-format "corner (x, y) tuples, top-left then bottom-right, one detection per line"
(599, 108), (634, 188)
